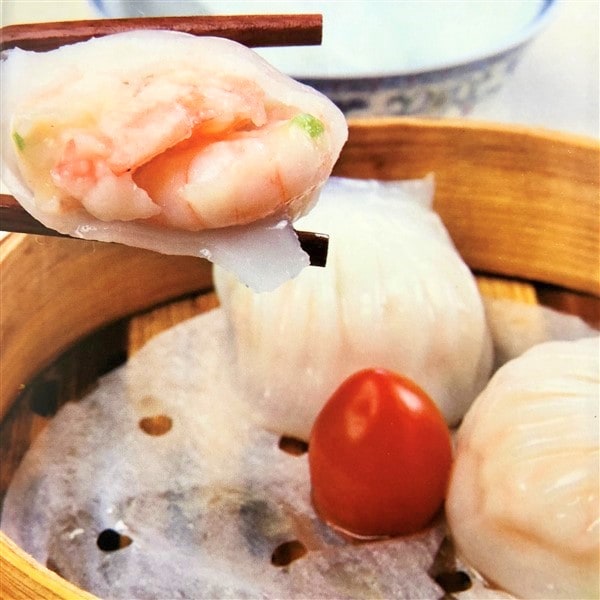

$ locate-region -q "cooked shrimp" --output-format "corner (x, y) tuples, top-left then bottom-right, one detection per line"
(39, 73), (310, 226)
(46, 97), (329, 228)
(134, 114), (331, 230)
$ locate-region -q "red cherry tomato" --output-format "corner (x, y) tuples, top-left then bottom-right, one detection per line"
(308, 368), (452, 538)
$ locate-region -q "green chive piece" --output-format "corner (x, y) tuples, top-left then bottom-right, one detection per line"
(13, 131), (25, 152)
(291, 113), (325, 138)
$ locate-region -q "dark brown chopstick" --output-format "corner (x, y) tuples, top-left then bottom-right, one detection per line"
(0, 194), (329, 267)
(0, 14), (322, 52)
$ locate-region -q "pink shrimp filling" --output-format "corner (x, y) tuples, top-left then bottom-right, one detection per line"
(48, 75), (316, 230)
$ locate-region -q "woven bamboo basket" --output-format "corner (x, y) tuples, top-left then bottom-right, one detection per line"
(1, 118), (598, 599)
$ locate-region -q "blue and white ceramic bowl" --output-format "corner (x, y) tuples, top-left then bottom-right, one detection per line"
(91, 0), (559, 117)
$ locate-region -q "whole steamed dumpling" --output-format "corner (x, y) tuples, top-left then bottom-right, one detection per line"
(214, 176), (493, 439)
(446, 336), (600, 600)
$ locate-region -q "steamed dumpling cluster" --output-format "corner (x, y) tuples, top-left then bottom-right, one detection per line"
(0, 30), (347, 291)
(214, 176), (493, 439)
(446, 336), (600, 600)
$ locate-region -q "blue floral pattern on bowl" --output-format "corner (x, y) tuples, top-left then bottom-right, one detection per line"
(295, 0), (556, 117)
(300, 44), (529, 118)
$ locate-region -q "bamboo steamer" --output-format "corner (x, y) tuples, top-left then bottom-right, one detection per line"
(0, 118), (598, 599)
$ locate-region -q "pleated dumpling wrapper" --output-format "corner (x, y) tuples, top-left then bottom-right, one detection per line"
(0, 30), (347, 291)
(214, 176), (493, 439)
(446, 336), (600, 600)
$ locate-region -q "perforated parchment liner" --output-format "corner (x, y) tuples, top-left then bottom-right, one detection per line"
(1, 302), (596, 599)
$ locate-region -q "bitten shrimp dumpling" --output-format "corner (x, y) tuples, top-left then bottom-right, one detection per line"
(447, 337), (600, 600)
(0, 31), (347, 290)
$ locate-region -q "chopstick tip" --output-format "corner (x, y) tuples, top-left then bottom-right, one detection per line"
(297, 230), (329, 267)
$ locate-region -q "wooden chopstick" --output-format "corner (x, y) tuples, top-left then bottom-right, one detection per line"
(0, 194), (329, 267)
(0, 14), (322, 52)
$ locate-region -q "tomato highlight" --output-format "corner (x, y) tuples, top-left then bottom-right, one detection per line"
(308, 368), (452, 538)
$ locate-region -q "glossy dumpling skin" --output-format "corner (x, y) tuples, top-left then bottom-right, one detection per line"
(0, 30), (347, 290)
(446, 336), (600, 600)
(214, 176), (493, 439)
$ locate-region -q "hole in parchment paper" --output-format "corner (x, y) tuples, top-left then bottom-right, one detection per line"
(278, 436), (308, 456)
(139, 414), (173, 436)
(434, 570), (472, 594)
(28, 379), (60, 417)
(97, 528), (133, 552)
(428, 535), (472, 594)
(271, 540), (308, 567)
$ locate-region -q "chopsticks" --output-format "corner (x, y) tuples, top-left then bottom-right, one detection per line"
(0, 194), (329, 267)
(0, 14), (322, 52)
(0, 14), (329, 267)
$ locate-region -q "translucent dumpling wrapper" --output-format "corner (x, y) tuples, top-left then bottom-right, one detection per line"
(446, 336), (600, 600)
(214, 176), (493, 439)
(0, 31), (347, 291)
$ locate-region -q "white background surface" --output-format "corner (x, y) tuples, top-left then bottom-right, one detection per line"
(471, 0), (599, 138)
(1, 0), (598, 137)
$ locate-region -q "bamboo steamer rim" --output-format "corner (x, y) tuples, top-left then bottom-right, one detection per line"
(352, 115), (600, 146)
(1, 117), (598, 600)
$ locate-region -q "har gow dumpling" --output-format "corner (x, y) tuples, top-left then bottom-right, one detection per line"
(214, 176), (493, 439)
(446, 336), (600, 600)
(0, 30), (347, 291)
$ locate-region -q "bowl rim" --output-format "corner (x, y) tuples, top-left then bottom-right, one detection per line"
(288, 0), (560, 80)
(90, 0), (560, 79)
